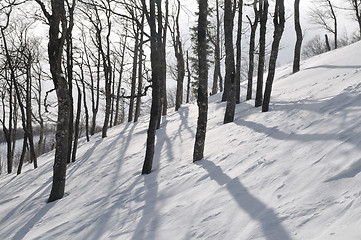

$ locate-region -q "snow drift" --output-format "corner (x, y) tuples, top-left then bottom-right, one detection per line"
(1, 41), (361, 240)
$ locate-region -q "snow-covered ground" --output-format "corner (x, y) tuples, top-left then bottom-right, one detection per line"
(1, 41), (361, 240)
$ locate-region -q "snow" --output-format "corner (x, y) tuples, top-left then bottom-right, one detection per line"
(2, 41), (361, 240)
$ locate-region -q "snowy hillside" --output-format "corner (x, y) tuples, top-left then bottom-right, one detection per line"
(1, 41), (361, 240)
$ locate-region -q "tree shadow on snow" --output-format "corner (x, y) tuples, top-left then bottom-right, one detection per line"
(198, 160), (291, 240)
(304, 64), (361, 70)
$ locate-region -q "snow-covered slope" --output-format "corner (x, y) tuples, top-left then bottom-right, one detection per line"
(1, 41), (361, 240)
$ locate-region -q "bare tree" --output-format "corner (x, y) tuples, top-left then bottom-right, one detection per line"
(141, 0), (164, 174)
(309, 0), (338, 49)
(169, 0), (185, 111)
(223, 0), (236, 123)
(255, 0), (268, 107)
(262, 0), (285, 112)
(293, 0), (302, 73)
(246, 0), (259, 100)
(35, 0), (71, 202)
(193, 0), (208, 162)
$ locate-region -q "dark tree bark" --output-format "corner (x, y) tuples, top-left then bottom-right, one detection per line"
(193, 0), (208, 162)
(161, 0), (169, 117)
(223, 0), (236, 124)
(255, 0), (268, 107)
(101, 0), (113, 138)
(235, 0), (243, 104)
(135, 14), (145, 122)
(246, 0), (259, 100)
(0, 28), (14, 174)
(128, 30), (139, 122)
(36, 0), (70, 202)
(114, 35), (126, 125)
(211, 0), (221, 95)
(170, 0), (185, 111)
(293, 0), (302, 73)
(66, 0), (75, 164)
(325, 34), (331, 51)
(142, 0), (162, 174)
(17, 134), (27, 175)
(71, 81), (82, 163)
(262, 0), (285, 112)
(78, 53), (90, 142)
(186, 50), (191, 103)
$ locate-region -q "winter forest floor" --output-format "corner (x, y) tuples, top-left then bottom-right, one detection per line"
(1, 41), (361, 240)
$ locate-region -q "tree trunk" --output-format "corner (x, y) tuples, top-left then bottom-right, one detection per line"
(173, 0), (185, 111)
(223, 0), (236, 124)
(135, 15), (145, 122)
(71, 83), (82, 162)
(114, 35), (127, 126)
(246, 1), (259, 100)
(255, 0), (268, 107)
(17, 134), (27, 175)
(293, 0), (302, 73)
(235, 0), (243, 104)
(128, 33), (139, 122)
(186, 51), (191, 103)
(211, 0), (221, 95)
(142, 0), (162, 174)
(193, 0), (208, 162)
(325, 34), (331, 51)
(262, 0), (285, 112)
(35, 0), (71, 202)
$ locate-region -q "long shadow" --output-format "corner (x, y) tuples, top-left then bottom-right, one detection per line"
(177, 106), (195, 141)
(235, 118), (338, 143)
(198, 160), (291, 240)
(130, 117), (173, 240)
(11, 187), (54, 240)
(82, 123), (138, 240)
(304, 64), (361, 70)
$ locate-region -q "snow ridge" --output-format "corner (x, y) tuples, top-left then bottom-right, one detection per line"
(1, 41), (361, 240)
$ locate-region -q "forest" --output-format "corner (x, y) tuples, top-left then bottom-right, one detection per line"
(1, 0), (361, 204)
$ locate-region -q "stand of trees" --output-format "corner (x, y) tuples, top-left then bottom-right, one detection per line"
(1, 0), (360, 202)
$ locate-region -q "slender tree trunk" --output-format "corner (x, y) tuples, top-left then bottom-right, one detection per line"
(193, 0), (208, 162)
(17, 134), (27, 175)
(174, 0), (185, 111)
(128, 33), (139, 122)
(142, 0), (162, 174)
(79, 55), (90, 142)
(325, 34), (331, 51)
(186, 51), (191, 103)
(262, 0), (285, 112)
(101, 3), (112, 138)
(135, 15), (145, 122)
(235, 0), (243, 104)
(114, 35), (126, 126)
(212, 0), (221, 95)
(255, 0), (268, 107)
(293, 0), (302, 73)
(161, 0), (169, 116)
(71, 82), (82, 162)
(223, 0), (236, 123)
(66, 8), (74, 164)
(246, 0), (259, 100)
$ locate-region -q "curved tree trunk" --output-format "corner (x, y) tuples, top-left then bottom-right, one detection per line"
(262, 0), (285, 112)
